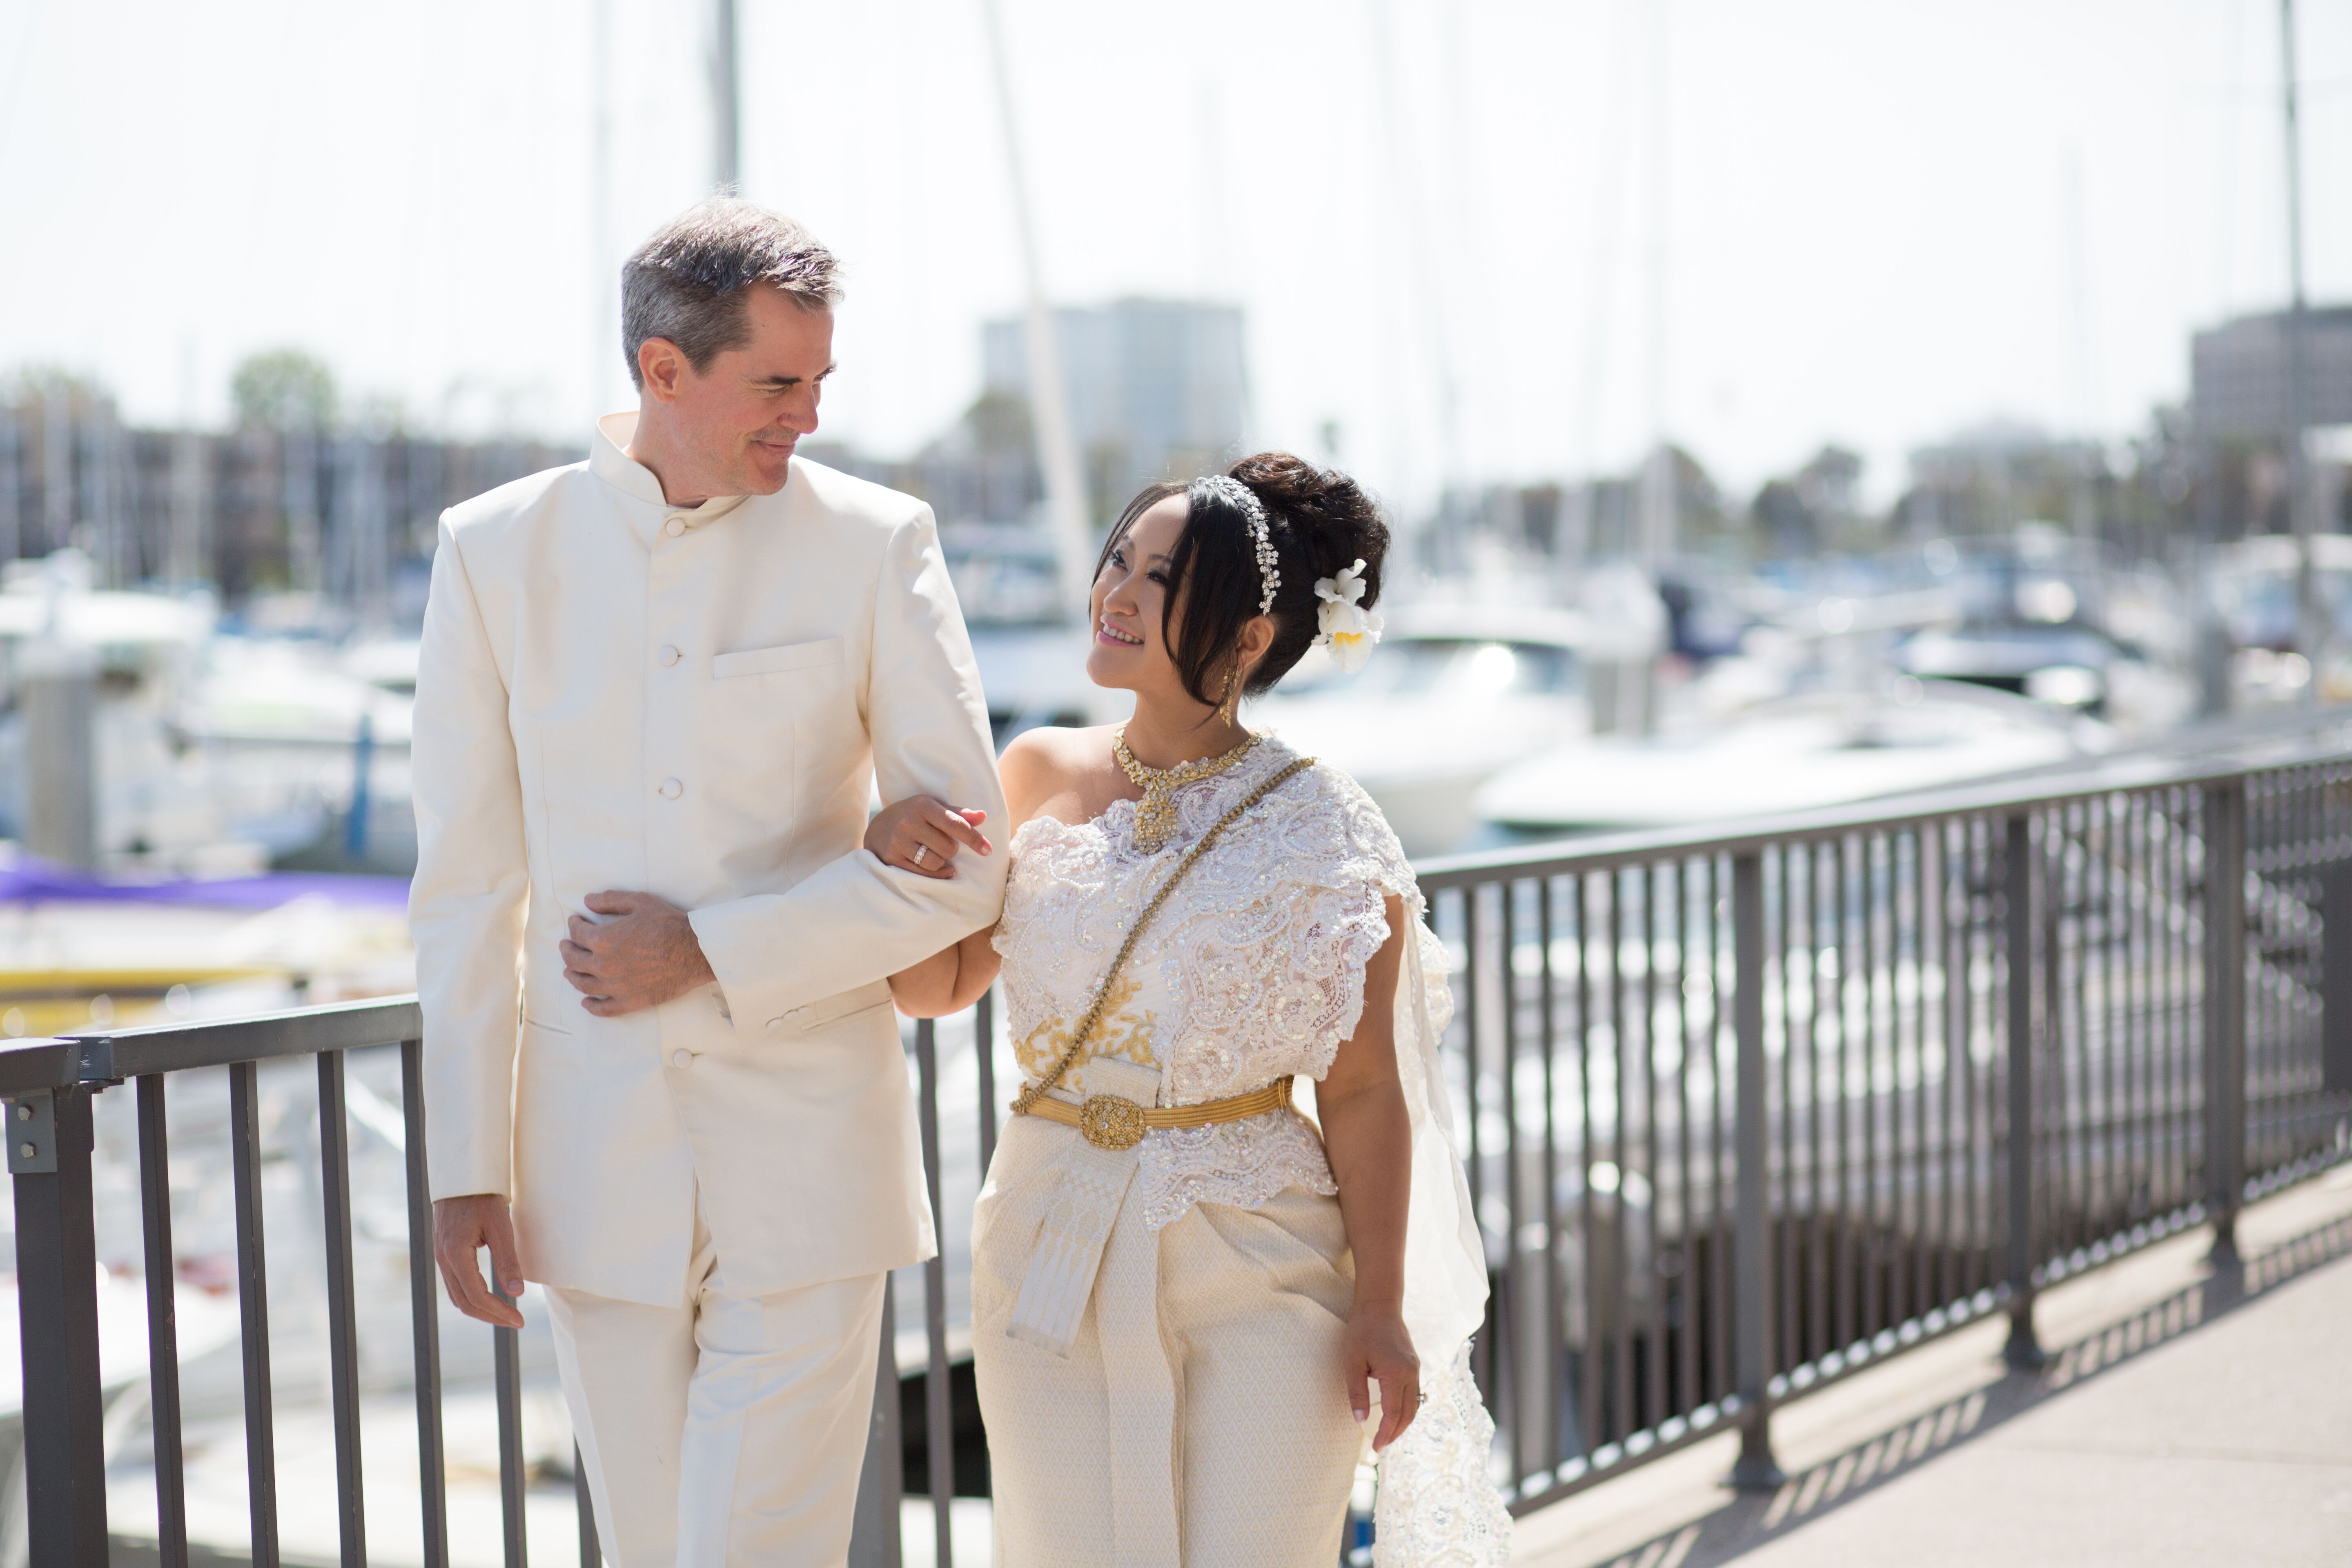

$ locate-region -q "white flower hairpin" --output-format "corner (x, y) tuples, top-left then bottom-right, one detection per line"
(1313, 559), (1384, 673)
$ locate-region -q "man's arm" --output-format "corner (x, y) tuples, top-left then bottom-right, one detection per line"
(688, 505), (1010, 1029)
(408, 516), (529, 1205)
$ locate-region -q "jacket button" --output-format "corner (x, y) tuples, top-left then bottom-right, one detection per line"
(663, 517), (686, 537)
(658, 644), (681, 666)
(658, 778), (683, 799)
(670, 1049), (693, 1069)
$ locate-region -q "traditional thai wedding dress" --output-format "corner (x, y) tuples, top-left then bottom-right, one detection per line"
(971, 734), (1511, 1567)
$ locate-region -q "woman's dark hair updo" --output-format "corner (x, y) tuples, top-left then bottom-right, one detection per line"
(1096, 452), (1392, 710)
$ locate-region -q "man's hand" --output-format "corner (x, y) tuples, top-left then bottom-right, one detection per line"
(434, 1194), (526, 1328)
(561, 891), (718, 1016)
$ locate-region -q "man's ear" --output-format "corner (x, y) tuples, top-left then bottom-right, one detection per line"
(638, 337), (685, 402)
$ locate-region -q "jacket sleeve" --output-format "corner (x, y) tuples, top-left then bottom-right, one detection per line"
(408, 515), (529, 1200)
(688, 504), (1010, 1030)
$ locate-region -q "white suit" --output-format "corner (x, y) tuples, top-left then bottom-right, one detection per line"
(410, 412), (1007, 1564)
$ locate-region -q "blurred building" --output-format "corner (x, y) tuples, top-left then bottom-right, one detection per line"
(2189, 305), (2352, 544)
(0, 376), (577, 623)
(2192, 306), (2352, 441)
(1891, 421), (2111, 545)
(982, 299), (1250, 519)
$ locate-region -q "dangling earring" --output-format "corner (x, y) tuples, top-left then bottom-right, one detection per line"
(1217, 664), (1241, 727)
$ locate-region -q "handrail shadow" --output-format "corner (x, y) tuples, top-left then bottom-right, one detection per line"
(1577, 1209), (2352, 1568)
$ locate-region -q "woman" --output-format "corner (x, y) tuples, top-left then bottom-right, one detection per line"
(866, 454), (1508, 1566)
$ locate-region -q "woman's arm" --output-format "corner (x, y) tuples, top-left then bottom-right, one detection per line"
(878, 729), (1063, 1017)
(885, 921), (1002, 1018)
(1317, 894), (1421, 1450)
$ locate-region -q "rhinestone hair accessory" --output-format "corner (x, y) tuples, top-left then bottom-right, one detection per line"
(1197, 473), (1281, 616)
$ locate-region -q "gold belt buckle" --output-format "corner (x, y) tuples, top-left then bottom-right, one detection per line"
(1078, 1094), (1147, 1151)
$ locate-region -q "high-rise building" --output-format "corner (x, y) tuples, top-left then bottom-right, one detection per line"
(2192, 306), (2352, 442)
(982, 299), (1249, 518)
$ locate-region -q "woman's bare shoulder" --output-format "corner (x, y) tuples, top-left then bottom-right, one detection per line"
(1000, 724), (1118, 825)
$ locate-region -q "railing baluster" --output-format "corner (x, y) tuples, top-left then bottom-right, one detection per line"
(137, 1073), (190, 1568)
(1727, 851), (1782, 1489)
(1499, 877), (1524, 1476)
(229, 1058), (282, 1566)
(2002, 813), (2047, 1369)
(1537, 874), (1562, 1476)
(916, 1017), (956, 1567)
(1607, 873), (1632, 1444)
(1463, 887), (1490, 1398)
(318, 1049), (369, 1566)
(2205, 778), (2250, 1263)
(976, 987), (999, 1175)
(1573, 875), (1601, 1463)
(496, 1312), (530, 1568)
(12, 1079), (109, 1566)
(1706, 856), (1731, 1413)
(401, 1039), (453, 1568)
(576, 1444), (601, 1567)
(849, 1278), (904, 1568)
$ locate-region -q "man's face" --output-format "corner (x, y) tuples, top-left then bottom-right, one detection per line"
(643, 287), (835, 497)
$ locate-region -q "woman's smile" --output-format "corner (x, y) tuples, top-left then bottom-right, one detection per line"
(1096, 617), (1145, 647)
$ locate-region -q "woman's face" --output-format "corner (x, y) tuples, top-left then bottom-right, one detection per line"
(1086, 494), (1196, 702)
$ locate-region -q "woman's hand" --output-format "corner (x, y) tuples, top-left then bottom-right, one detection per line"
(866, 796), (993, 878)
(1343, 1306), (1421, 1451)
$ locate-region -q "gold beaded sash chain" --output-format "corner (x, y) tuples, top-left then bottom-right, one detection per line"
(1009, 755), (1316, 1123)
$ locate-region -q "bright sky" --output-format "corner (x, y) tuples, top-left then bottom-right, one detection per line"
(2, 0), (2347, 514)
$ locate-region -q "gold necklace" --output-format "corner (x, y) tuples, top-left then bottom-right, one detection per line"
(1114, 728), (1263, 853)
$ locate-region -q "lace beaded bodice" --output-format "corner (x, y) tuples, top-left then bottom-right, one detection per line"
(995, 735), (1437, 1229)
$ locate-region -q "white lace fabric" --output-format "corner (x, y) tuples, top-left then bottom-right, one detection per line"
(997, 737), (1423, 1230)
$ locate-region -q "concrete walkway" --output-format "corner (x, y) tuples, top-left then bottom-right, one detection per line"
(1512, 1169), (2352, 1568)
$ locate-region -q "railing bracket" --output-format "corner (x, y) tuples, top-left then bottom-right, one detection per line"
(7, 1088), (56, 1174)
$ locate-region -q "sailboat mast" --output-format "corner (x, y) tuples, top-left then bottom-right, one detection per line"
(713, 0), (740, 192)
(2280, 0), (2319, 695)
(977, 0), (1094, 624)
(592, 0), (616, 412)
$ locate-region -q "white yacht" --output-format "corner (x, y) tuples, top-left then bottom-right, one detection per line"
(1476, 679), (2109, 836)
(1251, 604), (1608, 856)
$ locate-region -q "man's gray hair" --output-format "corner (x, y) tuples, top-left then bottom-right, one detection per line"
(620, 200), (842, 389)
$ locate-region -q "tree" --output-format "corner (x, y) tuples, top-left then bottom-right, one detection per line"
(231, 349), (338, 431)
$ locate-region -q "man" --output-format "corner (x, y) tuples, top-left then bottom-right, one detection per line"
(411, 199), (1006, 1566)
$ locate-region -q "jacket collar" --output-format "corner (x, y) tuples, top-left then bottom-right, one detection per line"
(590, 411), (750, 532)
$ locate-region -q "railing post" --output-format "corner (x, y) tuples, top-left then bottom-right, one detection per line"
(2203, 780), (2249, 1265)
(849, 1276), (904, 1567)
(10, 1082), (111, 1564)
(2002, 812), (2048, 1370)
(1726, 851), (1784, 1490)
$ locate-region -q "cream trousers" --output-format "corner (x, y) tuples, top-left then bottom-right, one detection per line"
(973, 1129), (1365, 1568)
(546, 1205), (887, 1568)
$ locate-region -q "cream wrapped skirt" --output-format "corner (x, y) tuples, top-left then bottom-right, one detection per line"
(972, 1116), (1366, 1568)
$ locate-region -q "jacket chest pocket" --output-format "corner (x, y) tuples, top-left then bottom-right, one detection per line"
(698, 637), (846, 822)
(711, 637), (844, 681)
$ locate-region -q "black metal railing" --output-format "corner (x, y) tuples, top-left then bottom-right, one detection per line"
(1417, 743), (2352, 1511)
(8, 739), (2352, 1566)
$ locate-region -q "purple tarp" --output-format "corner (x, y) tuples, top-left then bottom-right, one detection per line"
(0, 861), (410, 912)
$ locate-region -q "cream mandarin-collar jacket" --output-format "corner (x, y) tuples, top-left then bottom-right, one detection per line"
(410, 413), (1007, 1307)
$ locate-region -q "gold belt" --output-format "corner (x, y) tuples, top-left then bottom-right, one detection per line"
(1016, 1076), (1295, 1151)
